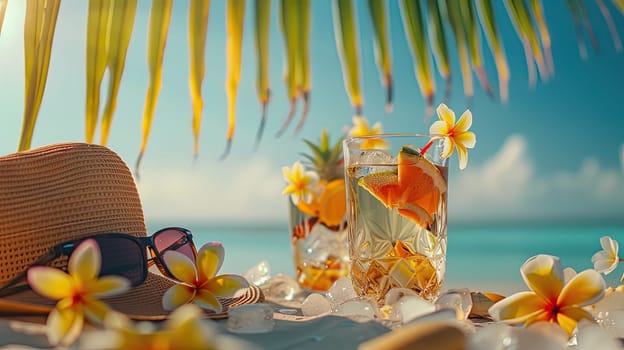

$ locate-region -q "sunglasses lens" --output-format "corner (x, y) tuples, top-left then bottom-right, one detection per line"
(95, 236), (146, 286)
(154, 228), (195, 261)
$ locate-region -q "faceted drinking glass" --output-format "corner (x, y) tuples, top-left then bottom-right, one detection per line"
(343, 134), (449, 303)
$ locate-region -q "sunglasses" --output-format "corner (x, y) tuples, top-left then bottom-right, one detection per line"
(0, 227), (196, 297)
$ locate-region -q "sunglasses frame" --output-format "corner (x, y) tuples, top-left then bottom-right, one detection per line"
(0, 227), (196, 297)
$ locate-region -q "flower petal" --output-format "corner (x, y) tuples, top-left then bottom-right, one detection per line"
(455, 131), (476, 149)
(82, 297), (111, 325)
(489, 291), (547, 324)
(28, 267), (73, 300)
(521, 255), (564, 302)
(592, 251), (618, 274)
(68, 239), (101, 282)
(556, 306), (594, 335)
(204, 274), (249, 297)
(162, 284), (196, 311)
(441, 138), (454, 159)
(557, 269), (605, 307)
(436, 103), (455, 126)
(89, 276), (131, 297)
(281, 166), (292, 182)
(429, 120), (449, 135)
(194, 289), (222, 313)
(454, 109), (473, 132)
(456, 144), (469, 170)
(47, 306), (84, 347)
(197, 242), (225, 282)
(163, 251), (197, 284)
(600, 236), (618, 255)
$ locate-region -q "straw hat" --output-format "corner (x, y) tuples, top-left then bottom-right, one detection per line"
(0, 142), (262, 320)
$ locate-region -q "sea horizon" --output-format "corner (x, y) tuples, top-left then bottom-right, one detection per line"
(145, 220), (624, 297)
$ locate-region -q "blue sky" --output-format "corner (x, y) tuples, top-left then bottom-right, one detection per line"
(0, 1), (623, 226)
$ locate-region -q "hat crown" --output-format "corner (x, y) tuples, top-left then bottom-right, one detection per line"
(0, 142), (146, 283)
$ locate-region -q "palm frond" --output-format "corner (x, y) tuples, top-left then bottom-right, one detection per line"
(222, 0), (246, 160)
(566, 0), (588, 60)
(100, 0), (137, 146)
(254, 0), (271, 149)
(293, 0), (311, 136)
(19, 0), (61, 151)
(613, 0), (624, 14)
(530, 0), (554, 75)
(276, 0), (300, 137)
(460, 0), (494, 98)
(85, 0), (111, 144)
(401, 0), (436, 116)
(368, 0), (393, 112)
(427, 0), (451, 101)
(136, 0), (173, 174)
(333, 0), (363, 116)
(445, 0), (474, 101)
(188, 0), (211, 157)
(577, 0), (600, 53)
(476, 0), (510, 102)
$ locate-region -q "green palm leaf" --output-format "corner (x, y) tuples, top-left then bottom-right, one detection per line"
(333, 0), (363, 116)
(293, 0), (311, 136)
(577, 0), (600, 53)
(566, 0), (588, 59)
(476, 0), (510, 102)
(85, 0), (111, 144)
(19, 0), (60, 151)
(136, 0), (172, 174)
(401, 0), (436, 116)
(504, 0), (547, 86)
(222, 0), (246, 159)
(276, 0), (300, 137)
(188, 0), (211, 157)
(445, 0), (474, 100)
(427, 0), (451, 101)
(530, 0), (554, 75)
(368, 0), (393, 112)
(254, 0), (271, 148)
(460, 0), (494, 98)
(100, 0), (137, 146)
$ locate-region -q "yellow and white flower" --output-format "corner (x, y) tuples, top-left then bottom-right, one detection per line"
(592, 236), (620, 275)
(27, 240), (130, 346)
(429, 103), (476, 170)
(80, 304), (253, 350)
(162, 242), (248, 313)
(281, 161), (319, 204)
(348, 116), (389, 149)
(489, 254), (606, 335)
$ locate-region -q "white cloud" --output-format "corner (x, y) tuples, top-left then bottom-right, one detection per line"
(135, 136), (624, 225)
(449, 135), (624, 223)
(136, 156), (286, 224)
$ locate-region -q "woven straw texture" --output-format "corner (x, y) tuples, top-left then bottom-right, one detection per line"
(0, 143), (262, 319)
(0, 142), (147, 282)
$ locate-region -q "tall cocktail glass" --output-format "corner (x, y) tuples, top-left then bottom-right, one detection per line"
(343, 134), (448, 303)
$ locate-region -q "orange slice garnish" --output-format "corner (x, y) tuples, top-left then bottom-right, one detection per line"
(358, 146), (447, 227)
(318, 179), (347, 227)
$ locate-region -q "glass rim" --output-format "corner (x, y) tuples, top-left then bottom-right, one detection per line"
(342, 133), (446, 145)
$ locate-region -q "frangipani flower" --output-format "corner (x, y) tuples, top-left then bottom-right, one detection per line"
(489, 254), (606, 335)
(281, 161), (319, 204)
(80, 304), (252, 350)
(429, 103), (476, 170)
(27, 239), (130, 346)
(592, 236), (621, 275)
(162, 242), (248, 313)
(347, 116), (389, 149)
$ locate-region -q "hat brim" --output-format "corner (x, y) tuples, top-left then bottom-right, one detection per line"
(0, 272), (263, 320)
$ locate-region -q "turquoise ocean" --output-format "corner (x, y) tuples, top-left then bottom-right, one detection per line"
(147, 223), (624, 296)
